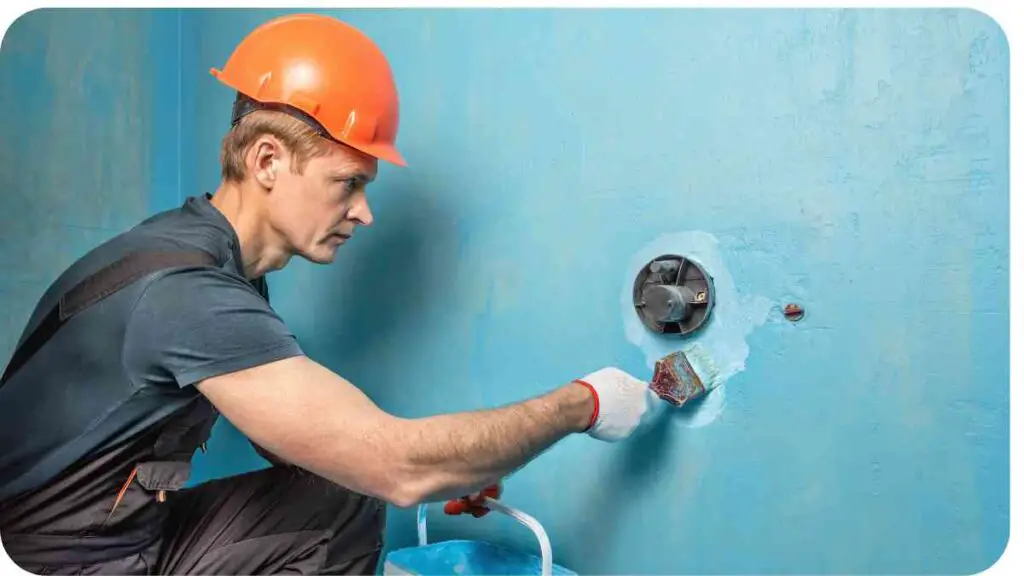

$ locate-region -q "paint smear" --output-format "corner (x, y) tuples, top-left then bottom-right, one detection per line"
(622, 231), (772, 428)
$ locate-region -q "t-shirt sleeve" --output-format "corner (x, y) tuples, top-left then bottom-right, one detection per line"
(123, 268), (304, 388)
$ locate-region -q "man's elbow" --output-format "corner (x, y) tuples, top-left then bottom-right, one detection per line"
(377, 467), (426, 509)
(382, 484), (421, 509)
(375, 446), (435, 508)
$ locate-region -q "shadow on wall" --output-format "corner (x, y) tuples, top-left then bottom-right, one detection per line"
(567, 406), (678, 569)
(303, 176), (461, 407)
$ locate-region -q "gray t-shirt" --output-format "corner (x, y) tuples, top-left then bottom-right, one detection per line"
(0, 195), (304, 501)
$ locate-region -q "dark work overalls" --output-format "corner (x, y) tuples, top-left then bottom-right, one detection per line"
(0, 251), (385, 574)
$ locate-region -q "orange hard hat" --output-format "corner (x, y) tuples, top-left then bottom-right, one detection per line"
(211, 13), (406, 167)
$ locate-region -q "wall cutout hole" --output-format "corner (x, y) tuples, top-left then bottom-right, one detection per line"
(784, 303), (805, 322)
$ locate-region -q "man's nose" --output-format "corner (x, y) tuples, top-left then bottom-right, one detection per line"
(348, 194), (373, 226)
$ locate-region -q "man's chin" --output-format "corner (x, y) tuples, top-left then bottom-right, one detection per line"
(300, 247), (338, 265)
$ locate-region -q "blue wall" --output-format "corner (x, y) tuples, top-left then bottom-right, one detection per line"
(0, 8), (182, 363)
(2, 8), (1010, 575)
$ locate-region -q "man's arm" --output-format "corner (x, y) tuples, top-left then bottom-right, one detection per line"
(125, 268), (650, 507)
(196, 355), (594, 507)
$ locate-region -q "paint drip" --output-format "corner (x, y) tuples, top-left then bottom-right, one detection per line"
(622, 231), (771, 428)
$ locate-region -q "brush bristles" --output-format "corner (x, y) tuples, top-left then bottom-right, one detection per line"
(682, 342), (722, 393)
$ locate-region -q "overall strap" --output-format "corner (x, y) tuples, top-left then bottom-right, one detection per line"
(1, 250), (218, 385)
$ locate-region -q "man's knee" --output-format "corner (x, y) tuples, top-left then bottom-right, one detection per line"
(251, 465), (386, 539)
(159, 465), (386, 574)
(298, 471), (386, 574)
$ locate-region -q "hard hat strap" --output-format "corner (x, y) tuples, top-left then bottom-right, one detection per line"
(230, 93), (338, 144)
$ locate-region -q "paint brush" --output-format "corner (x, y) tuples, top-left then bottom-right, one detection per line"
(649, 342), (722, 407)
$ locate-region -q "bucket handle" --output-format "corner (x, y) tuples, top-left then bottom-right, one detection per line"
(417, 497), (553, 576)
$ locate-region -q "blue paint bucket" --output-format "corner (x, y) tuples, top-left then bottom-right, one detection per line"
(382, 498), (576, 575)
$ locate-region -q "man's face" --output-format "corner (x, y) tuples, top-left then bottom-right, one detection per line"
(264, 141), (378, 264)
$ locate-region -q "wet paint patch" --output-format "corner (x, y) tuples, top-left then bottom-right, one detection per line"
(621, 230), (772, 428)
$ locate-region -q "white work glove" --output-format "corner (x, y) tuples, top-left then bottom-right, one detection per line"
(575, 367), (660, 442)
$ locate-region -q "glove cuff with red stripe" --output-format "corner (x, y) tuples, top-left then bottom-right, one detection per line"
(573, 367), (657, 442)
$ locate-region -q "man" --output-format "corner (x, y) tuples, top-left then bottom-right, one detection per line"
(0, 13), (657, 575)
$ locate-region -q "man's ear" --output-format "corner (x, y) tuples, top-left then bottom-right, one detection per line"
(249, 136), (282, 190)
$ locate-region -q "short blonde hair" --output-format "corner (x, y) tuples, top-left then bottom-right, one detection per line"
(220, 108), (334, 183)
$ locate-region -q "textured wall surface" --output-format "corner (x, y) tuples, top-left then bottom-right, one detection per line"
(189, 9), (1010, 574)
(3, 8), (1010, 575)
(0, 8), (182, 358)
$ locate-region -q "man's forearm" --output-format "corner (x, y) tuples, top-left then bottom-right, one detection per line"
(393, 382), (594, 503)
(197, 356), (598, 508)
